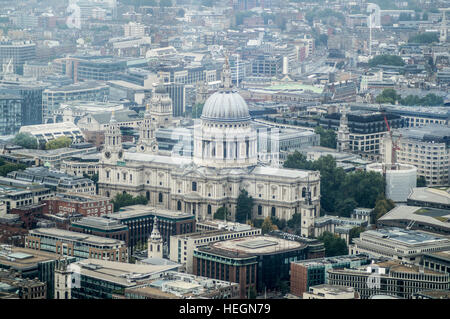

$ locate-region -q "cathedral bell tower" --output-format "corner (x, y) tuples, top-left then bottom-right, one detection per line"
(137, 103), (158, 154)
(149, 78), (173, 129)
(148, 217), (163, 259)
(300, 175), (317, 238)
(54, 258), (72, 299)
(103, 110), (124, 163)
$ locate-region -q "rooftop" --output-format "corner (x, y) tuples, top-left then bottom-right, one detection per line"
(0, 246), (63, 270)
(362, 227), (450, 246)
(28, 228), (126, 246)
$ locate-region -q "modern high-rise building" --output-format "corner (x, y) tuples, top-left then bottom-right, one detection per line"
(42, 81), (109, 123)
(0, 39), (36, 75)
(0, 93), (22, 135)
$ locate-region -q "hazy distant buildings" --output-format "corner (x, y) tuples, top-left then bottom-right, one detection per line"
(0, 39), (36, 75)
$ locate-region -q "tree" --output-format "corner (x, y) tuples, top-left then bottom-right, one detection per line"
(335, 198), (358, 217)
(13, 133), (38, 149)
(314, 126), (337, 149)
(112, 193), (149, 212)
(287, 212), (302, 230)
(417, 176), (427, 187)
(368, 55), (405, 67)
(376, 88), (402, 105)
(317, 231), (348, 257)
(236, 189), (254, 223)
(349, 226), (366, 242)
(214, 207), (229, 221)
(261, 216), (276, 234)
(373, 196), (395, 223)
(408, 32), (439, 44)
(45, 136), (72, 150)
(0, 163), (26, 177)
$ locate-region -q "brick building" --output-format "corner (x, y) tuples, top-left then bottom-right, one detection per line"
(42, 193), (113, 217)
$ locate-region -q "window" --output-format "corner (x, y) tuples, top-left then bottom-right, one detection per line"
(159, 193), (163, 203)
(271, 207), (276, 217)
(177, 200), (182, 211)
(192, 182), (197, 191)
(258, 205), (262, 215)
(207, 205), (212, 215)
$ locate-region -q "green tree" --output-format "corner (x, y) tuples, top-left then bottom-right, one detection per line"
(349, 226), (366, 243)
(236, 189), (254, 223)
(287, 212), (302, 229)
(0, 163), (26, 177)
(45, 136), (72, 150)
(408, 32), (439, 44)
(314, 126), (337, 149)
(368, 55), (405, 67)
(335, 198), (358, 217)
(13, 133), (38, 149)
(417, 176), (427, 187)
(112, 193), (149, 212)
(376, 88), (402, 104)
(214, 207), (229, 221)
(373, 196), (396, 222)
(317, 231), (348, 257)
(261, 216), (276, 234)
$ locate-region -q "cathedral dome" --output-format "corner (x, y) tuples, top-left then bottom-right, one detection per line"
(201, 90), (251, 123)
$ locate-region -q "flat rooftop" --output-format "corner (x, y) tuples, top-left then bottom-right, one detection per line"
(29, 228), (125, 246)
(378, 206), (450, 230)
(408, 187), (450, 205)
(363, 227), (450, 246)
(292, 254), (369, 267)
(0, 246), (63, 269)
(210, 235), (303, 255)
(72, 259), (178, 287)
(110, 205), (194, 220)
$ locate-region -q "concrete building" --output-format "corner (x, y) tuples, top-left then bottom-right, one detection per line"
(0, 39), (36, 75)
(25, 228), (128, 262)
(123, 22), (145, 38)
(69, 217), (128, 245)
(0, 268), (46, 299)
(7, 167), (96, 195)
(290, 254), (370, 297)
(123, 271), (240, 299)
(0, 94), (22, 135)
(0, 245), (76, 299)
(19, 122), (84, 144)
(42, 81), (109, 123)
(313, 215), (368, 244)
(349, 227), (450, 264)
(303, 284), (359, 299)
(105, 205), (196, 254)
(193, 235), (321, 298)
(169, 227), (261, 273)
(377, 206), (450, 236)
(407, 187), (450, 210)
(328, 260), (450, 299)
(391, 125), (450, 186)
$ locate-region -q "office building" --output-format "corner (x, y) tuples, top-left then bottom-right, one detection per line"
(25, 228), (128, 262)
(42, 81), (109, 123)
(169, 227), (261, 274)
(0, 94), (22, 135)
(407, 187), (450, 210)
(69, 217), (128, 245)
(193, 235), (320, 298)
(303, 284), (359, 299)
(328, 260), (450, 299)
(0, 245), (76, 299)
(391, 125), (450, 186)
(290, 254), (370, 297)
(106, 205), (196, 254)
(377, 205), (450, 236)
(349, 228), (450, 264)
(123, 22), (145, 37)
(0, 269), (46, 299)
(42, 193), (113, 217)
(7, 167), (96, 195)
(0, 39), (36, 75)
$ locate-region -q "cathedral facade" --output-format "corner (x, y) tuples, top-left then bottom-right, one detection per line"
(98, 61), (321, 237)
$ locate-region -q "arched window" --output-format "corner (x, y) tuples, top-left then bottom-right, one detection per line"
(207, 205), (212, 215)
(130, 174), (132, 182)
(106, 171), (110, 179)
(158, 193), (163, 203)
(106, 191), (110, 198)
(271, 207), (276, 217)
(258, 205), (262, 215)
(192, 181), (197, 191)
(313, 186), (317, 197)
(65, 292), (68, 299)
(146, 191), (150, 201)
(177, 200), (182, 211)
(302, 187), (306, 198)
(157, 245), (160, 252)
(57, 291), (60, 299)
